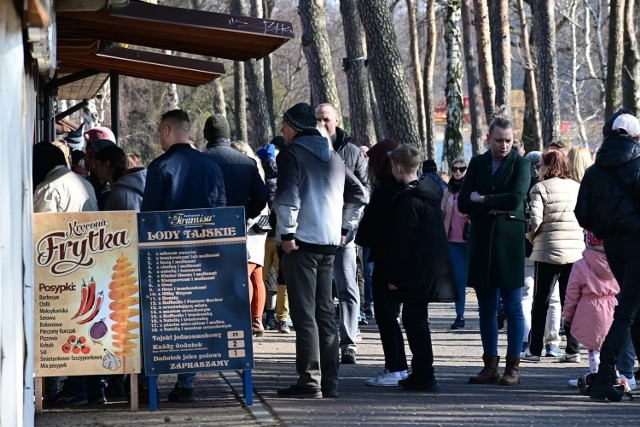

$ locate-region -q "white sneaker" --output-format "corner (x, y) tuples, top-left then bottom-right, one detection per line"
(558, 352), (581, 363)
(364, 370), (409, 387)
(520, 351), (541, 362)
(621, 374), (637, 391)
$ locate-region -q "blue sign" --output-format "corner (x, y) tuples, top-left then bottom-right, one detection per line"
(137, 207), (252, 375)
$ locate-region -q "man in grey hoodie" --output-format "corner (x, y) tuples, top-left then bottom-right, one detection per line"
(274, 103), (367, 399)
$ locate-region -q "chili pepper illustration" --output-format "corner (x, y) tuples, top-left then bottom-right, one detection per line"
(71, 280), (88, 319)
(80, 277), (96, 317)
(78, 291), (103, 324)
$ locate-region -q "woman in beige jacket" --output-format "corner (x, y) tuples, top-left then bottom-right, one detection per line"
(523, 149), (584, 362)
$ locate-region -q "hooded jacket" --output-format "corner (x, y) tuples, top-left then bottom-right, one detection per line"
(575, 133), (640, 237)
(563, 249), (619, 350)
(386, 178), (458, 303)
(105, 168), (147, 212)
(273, 133), (368, 250)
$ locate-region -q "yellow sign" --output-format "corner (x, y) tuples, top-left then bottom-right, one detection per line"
(33, 212), (141, 376)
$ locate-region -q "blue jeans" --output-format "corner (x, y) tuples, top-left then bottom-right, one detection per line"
(475, 287), (524, 357)
(333, 239), (359, 352)
(448, 242), (467, 318)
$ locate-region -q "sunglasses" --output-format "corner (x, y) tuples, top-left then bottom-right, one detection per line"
(452, 166), (467, 172)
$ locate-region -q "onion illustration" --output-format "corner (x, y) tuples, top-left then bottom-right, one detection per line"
(90, 318), (108, 343)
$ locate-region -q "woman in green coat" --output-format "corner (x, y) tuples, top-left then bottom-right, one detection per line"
(458, 113), (530, 386)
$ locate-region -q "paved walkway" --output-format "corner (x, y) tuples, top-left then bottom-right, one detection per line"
(36, 295), (640, 426)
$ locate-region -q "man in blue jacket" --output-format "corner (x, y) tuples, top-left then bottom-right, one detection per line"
(141, 109), (226, 402)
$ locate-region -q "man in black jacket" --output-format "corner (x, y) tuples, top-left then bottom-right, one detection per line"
(202, 114), (267, 221)
(316, 103), (369, 364)
(575, 110), (640, 402)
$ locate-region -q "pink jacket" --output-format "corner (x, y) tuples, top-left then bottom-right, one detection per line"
(563, 249), (619, 350)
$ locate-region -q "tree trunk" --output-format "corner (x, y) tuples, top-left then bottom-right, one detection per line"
(368, 75), (387, 140)
(339, 0), (377, 147)
(622, 0), (640, 112)
(605, 0), (626, 117)
(584, 0), (606, 112)
(405, 0), (427, 143)
(263, 0), (276, 134)
(472, 0), (495, 123)
(237, 0), (273, 147)
(234, 61), (248, 142)
(488, 0), (511, 114)
(461, 0), (483, 156)
(444, 0), (464, 170)
(516, 0), (542, 151)
(357, 0), (421, 147)
(423, 0), (438, 159)
(299, 0), (341, 112)
(568, 0), (588, 145)
(533, 0), (560, 145)
(212, 79), (226, 117)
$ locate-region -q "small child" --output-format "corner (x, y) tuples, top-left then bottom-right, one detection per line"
(563, 232), (619, 390)
(386, 145), (458, 392)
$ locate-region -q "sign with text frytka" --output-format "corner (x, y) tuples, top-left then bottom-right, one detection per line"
(33, 211), (141, 376)
(137, 207), (252, 376)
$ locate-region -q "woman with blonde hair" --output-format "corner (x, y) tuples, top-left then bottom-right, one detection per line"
(567, 146), (593, 183)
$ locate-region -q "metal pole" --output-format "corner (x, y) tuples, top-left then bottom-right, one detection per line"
(110, 71), (120, 144)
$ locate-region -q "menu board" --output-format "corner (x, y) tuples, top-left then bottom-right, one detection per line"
(137, 207), (252, 375)
(33, 212), (141, 376)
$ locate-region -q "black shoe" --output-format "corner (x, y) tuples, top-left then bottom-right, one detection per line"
(590, 372), (629, 402)
(277, 384), (322, 399)
(364, 307), (374, 318)
(322, 389), (338, 398)
(341, 349), (357, 364)
(399, 375), (441, 392)
(168, 385), (195, 402)
(104, 380), (126, 400)
(450, 317), (465, 329)
(358, 311), (369, 325)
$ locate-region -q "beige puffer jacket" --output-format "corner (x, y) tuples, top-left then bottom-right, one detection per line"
(527, 177), (584, 264)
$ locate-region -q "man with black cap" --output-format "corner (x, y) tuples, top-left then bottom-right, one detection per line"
(315, 103), (369, 364)
(202, 114), (267, 221)
(575, 109), (640, 402)
(274, 102), (367, 398)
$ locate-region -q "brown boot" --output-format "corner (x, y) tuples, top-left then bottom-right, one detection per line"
(499, 355), (521, 386)
(252, 317), (265, 337)
(469, 354), (500, 384)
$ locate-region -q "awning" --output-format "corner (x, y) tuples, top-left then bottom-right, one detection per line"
(54, 0), (294, 98)
(58, 47), (225, 87)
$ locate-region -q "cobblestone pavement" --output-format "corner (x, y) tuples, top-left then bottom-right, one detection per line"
(36, 293), (640, 426)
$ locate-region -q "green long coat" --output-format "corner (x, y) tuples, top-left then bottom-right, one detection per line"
(458, 148), (531, 289)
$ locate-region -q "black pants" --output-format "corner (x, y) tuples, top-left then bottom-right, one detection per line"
(598, 234), (640, 379)
(529, 261), (580, 356)
(372, 260), (408, 373)
(402, 303), (435, 381)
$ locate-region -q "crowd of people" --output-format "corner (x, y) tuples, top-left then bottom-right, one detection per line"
(35, 103), (640, 404)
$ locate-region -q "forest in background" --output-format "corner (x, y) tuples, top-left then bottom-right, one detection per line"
(61, 0), (640, 169)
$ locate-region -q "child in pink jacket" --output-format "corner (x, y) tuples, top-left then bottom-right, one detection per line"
(563, 232), (619, 378)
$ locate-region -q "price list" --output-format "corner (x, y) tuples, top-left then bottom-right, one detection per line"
(137, 208), (252, 375)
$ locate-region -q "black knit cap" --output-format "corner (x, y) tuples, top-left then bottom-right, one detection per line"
(283, 103), (318, 133)
(422, 159), (437, 174)
(203, 114), (231, 142)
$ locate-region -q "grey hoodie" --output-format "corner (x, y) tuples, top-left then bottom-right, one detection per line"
(274, 133), (368, 248)
(105, 168), (147, 212)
